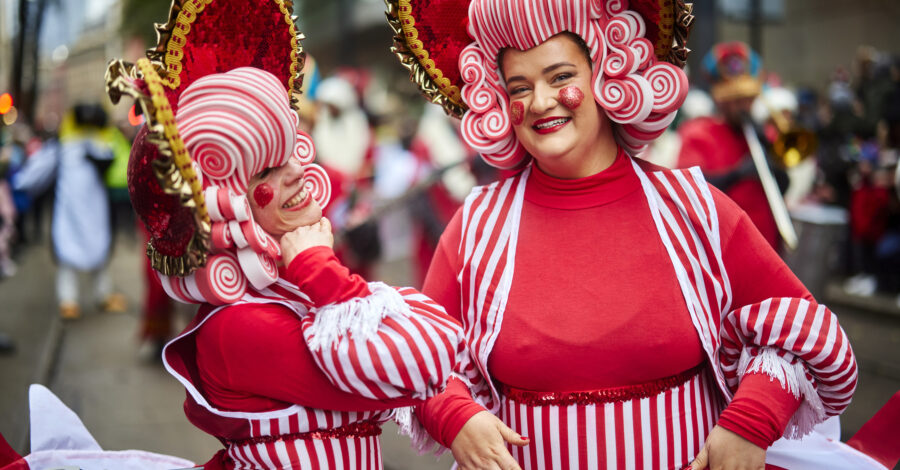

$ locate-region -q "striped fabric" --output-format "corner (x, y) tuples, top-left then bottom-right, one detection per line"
(500, 369), (725, 470)
(228, 428), (384, 470)
(299, 284), (468, 402)
(452, 158), (857, 445)
(164, 277), (466, 469)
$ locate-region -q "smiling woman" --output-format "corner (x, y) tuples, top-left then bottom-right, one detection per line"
(388, 1), (863, 469)
(500, 33), (618, 179)
(104, 1), (469, 469)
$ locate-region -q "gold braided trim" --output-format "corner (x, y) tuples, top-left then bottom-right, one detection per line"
(386, 0), (467, 118)
(105, 58), (210, 276)
(274, 0), (306, 106)
(138, 58), (209, 225)
(653, 0), (676, 61)
(161, 0), (214, 89)
(396, 0), (464, 108)
(156, 0), (305, 110)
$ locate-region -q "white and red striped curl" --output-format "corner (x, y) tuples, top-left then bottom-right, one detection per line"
(458, 0), (688, 168)
(162, 67), (333, 305)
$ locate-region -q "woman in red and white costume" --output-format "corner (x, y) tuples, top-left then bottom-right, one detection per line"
(386, 1), (868, 469)
(106, 2), (467, 468)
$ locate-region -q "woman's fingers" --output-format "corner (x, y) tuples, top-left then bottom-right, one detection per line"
(499, 453), (523, 470)
(689, 444), (709, 470)
(319, 216), (332, 232)
(497, 421), (529, 447)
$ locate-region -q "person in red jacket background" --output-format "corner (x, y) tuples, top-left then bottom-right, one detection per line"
(677, 42), (787, 250)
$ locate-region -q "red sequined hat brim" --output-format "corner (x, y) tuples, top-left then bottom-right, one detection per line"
(106, 0), (305, 276)
(388, 0), (694, 118)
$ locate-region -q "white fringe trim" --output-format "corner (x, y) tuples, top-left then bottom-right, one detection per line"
(392, 406), (448, 456)
(737, 347), (827, 439)
(306, 282), (411, 351)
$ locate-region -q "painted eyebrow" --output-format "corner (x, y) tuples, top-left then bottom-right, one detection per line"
(505, 62), (577, 84)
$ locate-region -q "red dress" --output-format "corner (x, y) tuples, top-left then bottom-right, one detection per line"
(414, 151), (855, 469)
(163, 247), (467, 469)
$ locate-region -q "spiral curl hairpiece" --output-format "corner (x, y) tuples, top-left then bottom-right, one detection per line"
(159, 67), (332, 305)
(459, 0), (689, 166)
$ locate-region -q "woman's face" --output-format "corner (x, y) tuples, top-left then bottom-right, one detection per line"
(501, 33), (610, 177)
(247, 158), (322, 237)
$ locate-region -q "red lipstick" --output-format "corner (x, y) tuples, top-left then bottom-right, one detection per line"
(532, 116), (571, 134)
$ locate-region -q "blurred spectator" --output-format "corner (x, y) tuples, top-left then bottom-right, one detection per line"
(103, 123), (135, 242)
(844, 145), (897, 296)
(0, 138), (17, 278)
(408, 106), (476, 286)
(312, 75), (379, 277)
(677, 41), (787, 250)
(12, 104), (126, 319)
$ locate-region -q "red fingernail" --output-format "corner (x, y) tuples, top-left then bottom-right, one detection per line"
(521, 436), (529, 441)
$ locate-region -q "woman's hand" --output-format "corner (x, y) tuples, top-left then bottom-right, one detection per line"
(450, 411), (529, 470)
(688, 425), (766, 470)
(279, 217), (334, 266)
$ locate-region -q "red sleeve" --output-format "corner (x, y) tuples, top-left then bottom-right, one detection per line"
(422, 208), (464, 322)
(284, 246), (371, 307)
(416, 209), (485, 447)
(415, 376), (486, 448)
(196, 303), (419, 412)
(717, 372), (801, 448)
(712, 188), (808, 446)
(713, 187), (814, 307)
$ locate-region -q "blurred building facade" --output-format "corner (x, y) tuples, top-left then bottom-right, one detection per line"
(2, 0), (899, 131)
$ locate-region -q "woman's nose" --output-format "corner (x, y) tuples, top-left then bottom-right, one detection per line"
(529, 82), (558, 115)
(284, 157), (305, 183)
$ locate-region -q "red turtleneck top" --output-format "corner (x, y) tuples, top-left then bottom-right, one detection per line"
(419, 151), (803, 450)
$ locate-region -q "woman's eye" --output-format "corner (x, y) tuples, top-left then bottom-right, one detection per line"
(509, 85), (529, 95)
(256, 168), (274, 179)
(553, 73), (573, 83)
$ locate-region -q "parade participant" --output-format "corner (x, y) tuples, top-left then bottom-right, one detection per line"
(13, 104), (127, 319)
(387, 1), (863, 469)
(677, 41), (785, 250)
(106, 1), (467, 468)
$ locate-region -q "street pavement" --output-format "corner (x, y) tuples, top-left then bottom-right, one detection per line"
(0, 237), (454, 469)
(1, 234), (898, 468)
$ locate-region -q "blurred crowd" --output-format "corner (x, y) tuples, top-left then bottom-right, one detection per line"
(1, 43), (898, 356)
(648, 44), (900, 301)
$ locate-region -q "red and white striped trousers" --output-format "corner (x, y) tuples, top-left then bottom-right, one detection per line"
(226, 425), (383, 469)
(499, 367), (725, 470)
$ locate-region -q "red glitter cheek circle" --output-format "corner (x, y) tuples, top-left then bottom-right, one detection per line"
(558, 86), (585, 110)
(252, 183), (274, 209)
(509, 101), (525, 126)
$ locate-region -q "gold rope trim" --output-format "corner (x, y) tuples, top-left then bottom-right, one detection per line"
(157, 0), (304, 106)
(386, 0), (467, 118)
(105, 58), (210, 276)
(138, 58), (209, 225)
(161, 0), (214, 89)
(396, 0), (464, 108)
(653, 0), (676, 61)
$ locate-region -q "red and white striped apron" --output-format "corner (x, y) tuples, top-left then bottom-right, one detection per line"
(224, 413), (387, 469)
(164, 297), (392, 470)
(499, 365), (725, 470)
(448, 157), (856, 460)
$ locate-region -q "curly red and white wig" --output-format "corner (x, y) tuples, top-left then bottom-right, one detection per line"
(459, 0), (688, 168)
(156, 67), (331, 305)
